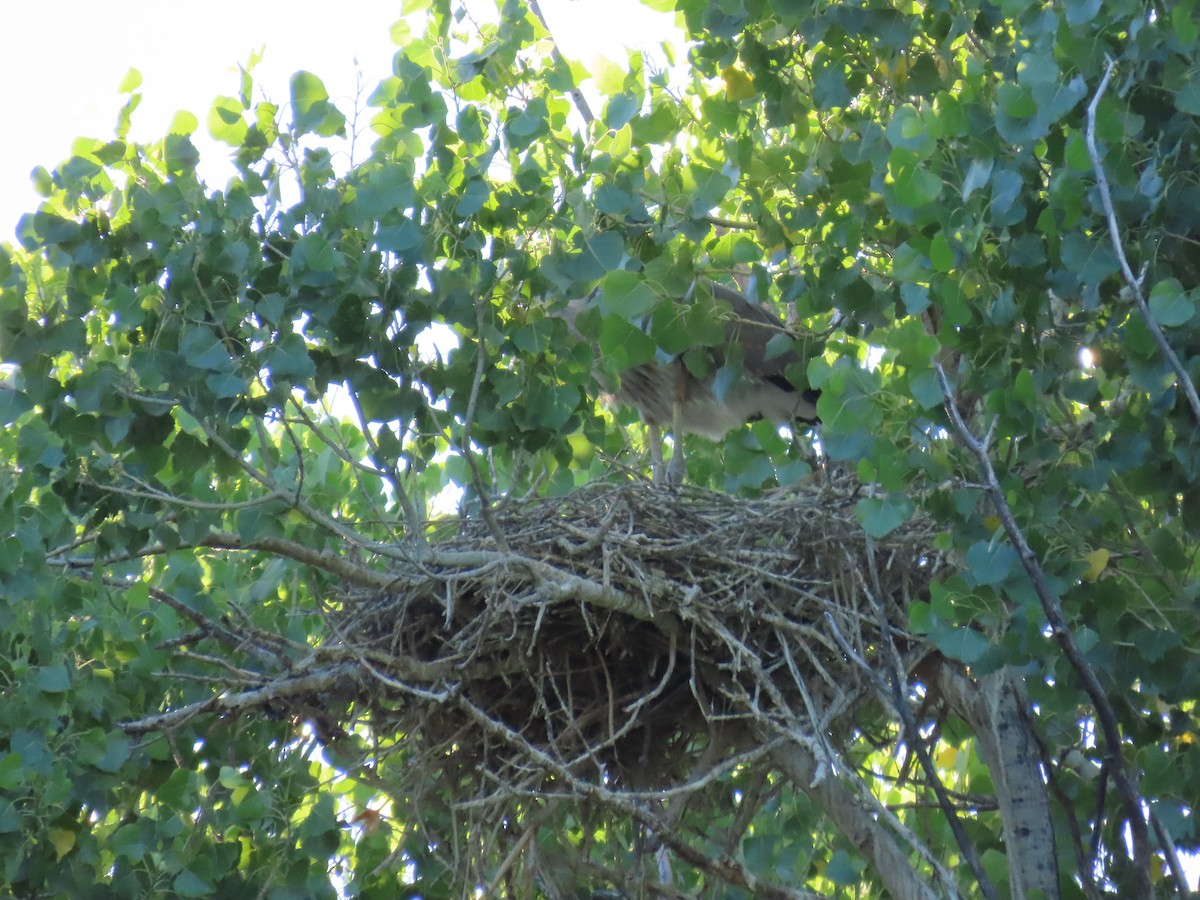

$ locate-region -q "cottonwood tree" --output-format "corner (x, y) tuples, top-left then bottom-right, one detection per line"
(1, 0), (1198, 897)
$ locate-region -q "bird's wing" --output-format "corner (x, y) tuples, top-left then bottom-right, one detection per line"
(706, 283), (794, 378)
(706, 283), (821, 422)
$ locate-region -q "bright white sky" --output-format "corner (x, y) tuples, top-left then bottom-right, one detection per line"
(0, 0), (677, 242)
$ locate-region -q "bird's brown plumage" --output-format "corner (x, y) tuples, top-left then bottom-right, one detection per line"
(561, 283), (819, 479)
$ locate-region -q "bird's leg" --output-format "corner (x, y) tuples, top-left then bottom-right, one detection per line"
(647, 420), (666, 482)
(663, 368), (687, 485)
(664, 416), (686, 484)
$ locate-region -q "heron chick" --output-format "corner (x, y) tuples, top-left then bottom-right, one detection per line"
(561, 283), (820, 483)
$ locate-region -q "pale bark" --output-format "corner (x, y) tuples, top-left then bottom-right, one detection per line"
(934, 662), (1060, 900)
(770, 741), (942, 900)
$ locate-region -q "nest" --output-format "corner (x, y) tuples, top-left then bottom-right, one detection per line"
(327, 474), (943, 798)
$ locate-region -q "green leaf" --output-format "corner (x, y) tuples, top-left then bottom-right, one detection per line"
(168, 110), (199, 135)
(1064, 0), (1102, 26)
(376, 218), (423, 253)
(594, 184), (633, 215)
(680, 164), (734, 216)
(605, 93), (639, 129)
(581, 231), (624, 273)
(267, 333), (316, 382)
(456, 179), (491, 217)
(456, 104), (486, 143)
(908, 601), (934, 634)
(855, 494), (913, 538)
(0, 388), (32, 426)
(163, 133), (200, 173)
(909, 369), (944, 408)
(930, 232), (954, 272)
(890, 162), (942, 207)
(886, 105), (934, 155)
(601, 271), (659, 319)
(966, 541), (1018, 586)
(290, 70), (344, 136)
(173, 870), (214, 897)
(118, 68), (143, 93)
(934, 625), (991, 664)
(36, 663), (71, 693)
(1174, 0), (1199, 43)
(1014, 368), (1037, 408)
(0, 753), (24, 790)
(219, 765), (249, 789)
(962, 157), (994, 200)
(207, 96), (248, 145)
(524, 380), (578, 431)
(0, 800), (19, 833)
(180, 327), (234, 372)
(1149, 279), (1195, 327)
(291, 70), (328, 114)
(826, 849), (866, 886)
(506, 97), (550, 144)
(290, 232), (341, 285)
(900, 282), (930, 314)
(598, 317), (656, 370)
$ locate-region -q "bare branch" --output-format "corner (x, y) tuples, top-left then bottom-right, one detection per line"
(770, 741), (942, 900)
(1086, 58), (1200, 423)
(340, 388), (426, 542)
(1150, 808), (1192, 897)
(147, 586), (283, 668)
(932, 661), (1062, 900)
(120, 663), (358, 734)
(453, 696), (813, 899)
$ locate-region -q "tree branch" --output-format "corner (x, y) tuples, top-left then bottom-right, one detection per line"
(527, 0), (595, 126)
(769, 741), (943, 900)
(451, 695), (812, 899)
(120, 663), (359, 734)
(934, 362), (1154, 898)
(1086, 58), (1200, 423)
(461, 294), (510, 551)
(931, 661), (1061, 900)
(826, 609), (996, 900)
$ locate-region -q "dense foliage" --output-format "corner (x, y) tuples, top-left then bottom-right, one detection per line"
(1, 0), (1198, 896)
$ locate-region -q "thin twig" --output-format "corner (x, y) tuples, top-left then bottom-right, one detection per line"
(340, 388), (425, 542)
(461, 295), (510, 551)
(120, 663), (358, 734)
(1086, 58), (1200, 423)
(1150, 809), (1193, 897)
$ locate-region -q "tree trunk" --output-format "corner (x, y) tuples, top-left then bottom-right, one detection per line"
(934, 661), (1060, 900)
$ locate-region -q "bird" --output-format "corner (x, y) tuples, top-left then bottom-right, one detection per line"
(560, 282), (820, 483)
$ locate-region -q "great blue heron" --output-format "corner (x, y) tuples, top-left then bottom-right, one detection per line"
(562, 282), (820, 482)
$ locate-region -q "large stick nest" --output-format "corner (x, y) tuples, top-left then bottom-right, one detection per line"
(328, 474), (943, 796)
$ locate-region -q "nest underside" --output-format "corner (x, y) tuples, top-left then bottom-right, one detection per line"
(327, 474), (942, 795)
